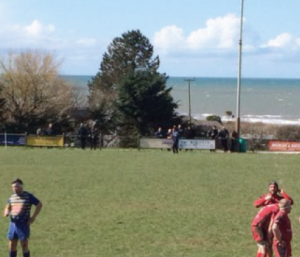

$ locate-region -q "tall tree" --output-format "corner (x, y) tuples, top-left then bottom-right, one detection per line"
(88, 30), (177, 135)
(0, 50), (76, 132)
(117, 70), (177, 135)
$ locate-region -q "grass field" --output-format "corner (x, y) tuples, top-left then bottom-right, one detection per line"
(0, 147), (299, 257)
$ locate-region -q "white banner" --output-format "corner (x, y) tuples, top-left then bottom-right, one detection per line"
(179, 139), (215, 149)
(140, 138), (215, 150)
(140, 138), (172, 149)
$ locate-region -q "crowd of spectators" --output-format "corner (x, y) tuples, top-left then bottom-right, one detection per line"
(154, 124), (239, 152)
(36, 122), (100, 150)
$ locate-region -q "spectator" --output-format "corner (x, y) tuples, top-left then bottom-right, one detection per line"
(207, 126), (218, 152)
(230, 130), (238, 152)
(166, 128), (172, 139)
(36, 127), (43, 136)
(177, 124), (184, 138)
(45, 123), (54, 136)
(184, 126), (195, 139)
(155, 127), (164, 138)
(171, 128), (180, 154)
(218, 126), (229, 152)
(254, 182), (293, 208)
(90, 125), (99, 150)
(77, 123), (88, 150)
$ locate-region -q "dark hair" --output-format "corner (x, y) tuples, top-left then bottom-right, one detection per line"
(12, 178), (23, 185)
(269, 181), (279, 188)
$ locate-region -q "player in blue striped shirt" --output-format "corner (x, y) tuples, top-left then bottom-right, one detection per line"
(3, 178), (43, 257)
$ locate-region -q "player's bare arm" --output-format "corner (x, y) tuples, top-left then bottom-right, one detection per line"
(267, 215), (275, 244)
(28, 202), (43, 224)
(3, 204), (11, 217)
(272, 223), (286, 247)
(279, 189), (294, 205)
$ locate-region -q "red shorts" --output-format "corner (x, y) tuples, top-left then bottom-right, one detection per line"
(251, 225), (267, 243)
(273, 242), (291, 257)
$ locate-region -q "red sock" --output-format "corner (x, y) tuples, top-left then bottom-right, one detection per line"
(257, 252), (264, 257)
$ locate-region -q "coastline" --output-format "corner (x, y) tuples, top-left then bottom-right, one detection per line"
(181, 112), (300, 126)
(66, 75), (300, 126)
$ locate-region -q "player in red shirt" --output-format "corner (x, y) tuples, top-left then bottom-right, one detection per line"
(272, 199), (292, 257)
(254, 182), (293, 208)
(251, 203), (280, 257)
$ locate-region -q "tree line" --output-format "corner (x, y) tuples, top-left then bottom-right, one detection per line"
(0, 30), (180, 138)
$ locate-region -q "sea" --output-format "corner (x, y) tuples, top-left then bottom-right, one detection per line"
(64, 75), (300, 126)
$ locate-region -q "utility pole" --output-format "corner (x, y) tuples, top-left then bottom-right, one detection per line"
(184, 78), (195, 126)
(236, 0), (245, 151)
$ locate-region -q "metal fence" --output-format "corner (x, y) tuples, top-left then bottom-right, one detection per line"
(0, 133), (140, 149)
(2, 133), (298, 152)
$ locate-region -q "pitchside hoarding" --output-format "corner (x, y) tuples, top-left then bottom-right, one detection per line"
(140, 138), (215, 150)
(139, 138), (173, 149)
(268, 140), (300, 151)
(179, 139), (215, 149)
(26, 136), (64, 147)
(0, 134), (26, 145)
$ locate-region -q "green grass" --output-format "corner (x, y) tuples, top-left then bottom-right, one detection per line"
(0, 147), (299, 257)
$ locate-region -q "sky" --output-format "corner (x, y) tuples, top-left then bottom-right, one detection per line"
(0, 0), (299, 78)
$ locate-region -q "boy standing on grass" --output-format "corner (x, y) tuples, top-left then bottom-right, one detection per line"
(272, 199), (292, 257)
(254, 182), (293, 208)
(3, 178), (43, 257)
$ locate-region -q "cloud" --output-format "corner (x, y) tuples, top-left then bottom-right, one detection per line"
(154, 14), (241, 53)
(24, 20), (55, 37)
(257, 33), (300, 62)
(153, 25), (185, 51)
(265, 33), (297, 49)
(187, 14), (240, 49)
(76, 38), (97, 47)
(153, 13), (300, 69)
(0, 19), (58, 49)
(0, 19), (100, 52)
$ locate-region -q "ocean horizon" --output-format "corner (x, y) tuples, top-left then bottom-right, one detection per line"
(62, 75), (300, 126)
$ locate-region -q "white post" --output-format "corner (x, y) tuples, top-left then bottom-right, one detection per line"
(4, 131), (7, 149)
(184, 78), (195, 126)
(236, 0), (245, 149)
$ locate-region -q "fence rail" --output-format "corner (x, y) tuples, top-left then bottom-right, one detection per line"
(1, 133), (299, 152)
(0, 133), (139, 149)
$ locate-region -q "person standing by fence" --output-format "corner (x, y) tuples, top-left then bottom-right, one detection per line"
(218, 126), (229, 152)
(207, 126), (218, 152)
(90, 124), (99, 150)
(45, 123), (54, 136)
(171, 127), (180, 154)
(230, 129), (238, 152)
(78, 123), (88, 150)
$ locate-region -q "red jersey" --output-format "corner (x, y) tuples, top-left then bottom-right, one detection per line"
(273, 210), (292, 245)
(252, 204), (279, 229)
(254, 191), (293, 208)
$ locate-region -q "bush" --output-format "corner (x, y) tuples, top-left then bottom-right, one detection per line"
(276, 125), (300, 141)
(206, 115), (222, 124)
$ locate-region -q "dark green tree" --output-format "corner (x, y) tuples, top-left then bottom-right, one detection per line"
(117, 70), (177, 135)
(88, 30), (178, 136)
